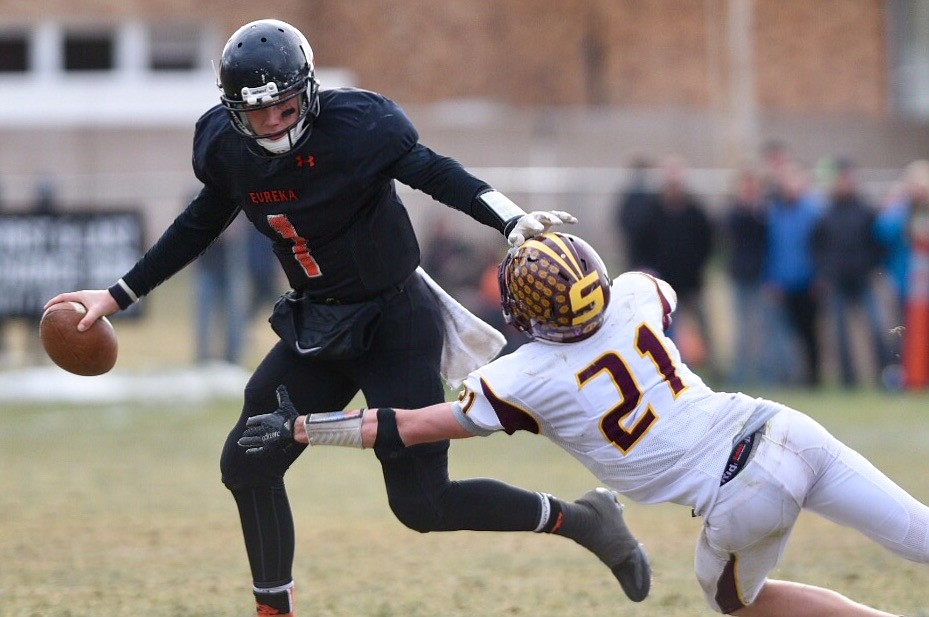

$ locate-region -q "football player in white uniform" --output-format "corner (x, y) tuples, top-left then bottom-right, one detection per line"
(242, 232), (929, 616)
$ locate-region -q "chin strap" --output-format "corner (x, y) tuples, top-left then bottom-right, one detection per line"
(256, 118), (309, 154)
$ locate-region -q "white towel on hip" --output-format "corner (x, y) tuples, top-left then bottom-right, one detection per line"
(415, 266), (506, 388)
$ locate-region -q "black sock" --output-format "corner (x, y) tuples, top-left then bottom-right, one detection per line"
(540, 495), (598, 544)
(253, 581), (294, 615)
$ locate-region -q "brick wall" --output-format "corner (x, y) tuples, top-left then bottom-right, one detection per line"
(298, 0), (889, 115)
(0, 0), (888, 114)
(754, 0), (887, 115)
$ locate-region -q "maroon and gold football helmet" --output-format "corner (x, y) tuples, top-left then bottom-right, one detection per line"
(498, 232), (612, 343)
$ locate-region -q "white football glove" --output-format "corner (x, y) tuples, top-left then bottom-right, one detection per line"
(507, 210), (578, 247)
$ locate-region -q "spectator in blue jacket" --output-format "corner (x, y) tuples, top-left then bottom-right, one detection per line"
(764, 162), (823, 386)
(875, 161), (929, 327)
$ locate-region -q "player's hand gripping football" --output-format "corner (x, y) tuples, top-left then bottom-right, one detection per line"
(43, 289), (119, 332)
(238, 385), (300, 456)
(507, 210), (577, 247)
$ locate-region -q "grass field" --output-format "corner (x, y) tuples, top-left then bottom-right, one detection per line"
(2, 275), (928, 616)
(3, 384), (929, 617)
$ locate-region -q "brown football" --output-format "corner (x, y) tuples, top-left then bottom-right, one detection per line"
(39, 302), (118, 376)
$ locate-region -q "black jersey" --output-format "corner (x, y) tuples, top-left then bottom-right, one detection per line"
(116, 88), (495, 306)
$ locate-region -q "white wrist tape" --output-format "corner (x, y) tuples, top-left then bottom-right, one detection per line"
(304, 409), (365, 448)
(478, 190), (525, 224)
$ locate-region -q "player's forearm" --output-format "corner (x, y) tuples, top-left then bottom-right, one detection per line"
(393, 403), (475, 444)
(111, 191), (239, 309)
(294, 402), (473, 449)
(291, 409), (374, 447)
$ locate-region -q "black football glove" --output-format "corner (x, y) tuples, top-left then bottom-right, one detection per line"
(237, 385), (300, 456)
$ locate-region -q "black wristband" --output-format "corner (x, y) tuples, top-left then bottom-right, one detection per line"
(373, 408), (406, 461)
(502, 215), (522, 237)
(107, 283), (134, 310)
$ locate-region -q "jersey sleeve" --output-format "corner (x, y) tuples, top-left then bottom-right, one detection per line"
(387, 143), (496, 228)
(614, 271), (677, 331)
(113, 185), (239, 307)
(454, 356), (542, 436)
(113, 107), (244, 303)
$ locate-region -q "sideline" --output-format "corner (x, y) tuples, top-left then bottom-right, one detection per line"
(0, 362), (250, 404)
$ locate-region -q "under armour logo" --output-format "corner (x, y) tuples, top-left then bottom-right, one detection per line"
(295, 155), (316, 168)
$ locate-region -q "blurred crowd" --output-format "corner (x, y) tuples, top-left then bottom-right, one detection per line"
(612, 142), (929, 391)
(12, 143), (928, 394)
(410, 142), (929, 392)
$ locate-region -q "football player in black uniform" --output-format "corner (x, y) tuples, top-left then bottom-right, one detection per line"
(45, 19), (649, 616)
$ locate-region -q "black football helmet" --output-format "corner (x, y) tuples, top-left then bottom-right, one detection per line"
(218, 19), (320, 156)
(499, 232), (612, 343)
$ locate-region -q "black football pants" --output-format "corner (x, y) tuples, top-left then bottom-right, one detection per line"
(219, 274), (544, 588)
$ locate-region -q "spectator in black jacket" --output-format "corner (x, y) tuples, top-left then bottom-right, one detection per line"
(650, 156), (716, 374)
(811, 158), (889, 387)
(613, 157), (659, 272)
(723, 166), (768, 386)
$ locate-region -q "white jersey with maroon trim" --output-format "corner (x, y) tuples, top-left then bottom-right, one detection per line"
(456, 270), (929, 612)
(456, 271), (765, 515)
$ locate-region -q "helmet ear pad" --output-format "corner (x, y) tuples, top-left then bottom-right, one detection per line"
(218, 19), (319, 155)
(499, 232), (612, 343)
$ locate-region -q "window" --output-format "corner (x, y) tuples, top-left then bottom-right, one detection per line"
(0, 33), (28, 73)
(890, 0), (929, 118)
(149, 23), (201, 71)
(64, 31), (114, 71)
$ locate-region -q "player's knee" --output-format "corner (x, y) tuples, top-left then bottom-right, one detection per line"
(220, 459), (252, 491)
(380, 441), (453, 532)
(387, 494), (442, 533)
(220, 467), (285, 492)
(220, 467), (249, 491)
(384, 478), (456, 533)
(220, 443), (284, 491)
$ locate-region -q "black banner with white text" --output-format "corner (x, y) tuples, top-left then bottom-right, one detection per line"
(0, 212), (144, 318)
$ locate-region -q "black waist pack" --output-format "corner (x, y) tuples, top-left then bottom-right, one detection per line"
(269, 291), (383, 360)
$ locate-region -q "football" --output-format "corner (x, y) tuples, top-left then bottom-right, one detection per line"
(39, 302), (118, 376)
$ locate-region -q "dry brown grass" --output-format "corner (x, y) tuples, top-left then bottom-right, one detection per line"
(3, 275), (929, 616)
(2, 388), (929, 616)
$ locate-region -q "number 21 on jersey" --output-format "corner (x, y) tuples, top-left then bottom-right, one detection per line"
(577, 322), (687, 454)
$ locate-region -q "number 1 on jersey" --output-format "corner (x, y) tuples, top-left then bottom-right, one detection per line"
(267, 213), (322, 278)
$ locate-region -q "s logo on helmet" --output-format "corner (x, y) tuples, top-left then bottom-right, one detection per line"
(570, 271), (606, 326)
(499, 232), (612, 343)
